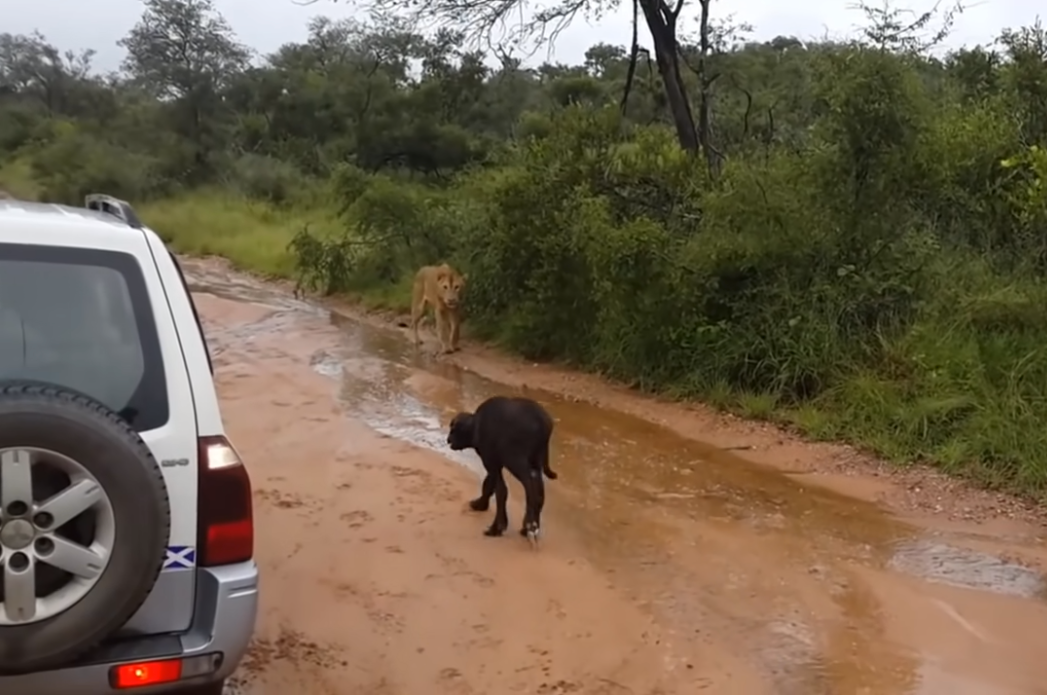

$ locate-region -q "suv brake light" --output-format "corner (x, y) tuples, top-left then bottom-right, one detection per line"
(196, 435), (253, 566)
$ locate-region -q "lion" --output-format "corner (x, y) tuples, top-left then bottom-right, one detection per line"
(410, 263), (466, 354)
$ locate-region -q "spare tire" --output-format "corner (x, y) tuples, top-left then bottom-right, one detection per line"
(0, 382), (171, 674)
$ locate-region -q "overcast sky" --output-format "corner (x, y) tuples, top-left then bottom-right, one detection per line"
(5, 0), (1043, 72)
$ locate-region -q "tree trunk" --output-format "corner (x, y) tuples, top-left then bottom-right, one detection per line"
(639, 0), (699, 153)
(695, 0), (723, 177)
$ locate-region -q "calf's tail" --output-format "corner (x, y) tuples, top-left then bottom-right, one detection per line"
(538, 446), (558, 480)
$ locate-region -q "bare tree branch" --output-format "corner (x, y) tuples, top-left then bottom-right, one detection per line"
(621, 0), (640, 115)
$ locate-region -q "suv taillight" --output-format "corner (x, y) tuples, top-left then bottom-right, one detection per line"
(196, 435), (253, 566)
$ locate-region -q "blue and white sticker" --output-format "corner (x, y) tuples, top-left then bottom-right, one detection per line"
(164, 546), (196, 570)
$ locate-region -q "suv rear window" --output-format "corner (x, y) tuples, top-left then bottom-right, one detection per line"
(0, 243), (169, 431)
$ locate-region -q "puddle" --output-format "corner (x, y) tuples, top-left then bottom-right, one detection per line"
(183, 259), (1047, 695)
(890, 539), (1046, 599)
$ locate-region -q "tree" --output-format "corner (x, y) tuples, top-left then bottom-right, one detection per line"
(315, 0), (707, 155)
(119, 0), (250, 171)
(119, 0), (250, 100)
(0, 31), (96, 115)
(998, 20), (1047, 144)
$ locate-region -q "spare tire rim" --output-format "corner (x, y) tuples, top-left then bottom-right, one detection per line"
(0, 447), (115, 625)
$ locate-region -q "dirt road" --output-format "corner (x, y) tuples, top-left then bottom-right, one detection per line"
(183, 258), (1047, 695)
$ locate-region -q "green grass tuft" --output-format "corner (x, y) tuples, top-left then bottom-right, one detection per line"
(139, 191), (342, 279)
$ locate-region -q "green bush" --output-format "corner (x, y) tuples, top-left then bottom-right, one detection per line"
(220, 153), (307, 205)
(28, 125), (166, 204)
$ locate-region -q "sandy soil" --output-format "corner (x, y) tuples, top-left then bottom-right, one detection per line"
(185, 257), (1047, 695)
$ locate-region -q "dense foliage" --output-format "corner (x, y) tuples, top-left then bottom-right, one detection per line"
(4, 0), (1047, 493)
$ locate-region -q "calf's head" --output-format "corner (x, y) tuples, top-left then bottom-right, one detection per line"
(447, 412), (476, 451)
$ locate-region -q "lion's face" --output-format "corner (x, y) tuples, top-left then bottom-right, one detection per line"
(437, 271), (465, 309)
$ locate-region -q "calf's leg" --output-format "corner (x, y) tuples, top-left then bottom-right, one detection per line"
(484, 472), (509, 537)
(470, 471), (497, 512)
(520, 468), (545, 539)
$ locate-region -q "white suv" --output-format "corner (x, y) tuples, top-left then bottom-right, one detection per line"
(0, 195), (258, 694)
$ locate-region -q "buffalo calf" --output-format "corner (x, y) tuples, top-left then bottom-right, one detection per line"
(446, 396), (558, 543)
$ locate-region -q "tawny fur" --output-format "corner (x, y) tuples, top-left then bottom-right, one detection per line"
(410, 263), (466, 354)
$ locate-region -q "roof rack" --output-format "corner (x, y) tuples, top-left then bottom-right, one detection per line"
(84, 194), (143, 229)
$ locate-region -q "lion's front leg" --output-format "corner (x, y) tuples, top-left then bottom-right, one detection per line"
(449, 311), (461, 352)
(434, 306), (452, 354)
(410, 298), (425, 346)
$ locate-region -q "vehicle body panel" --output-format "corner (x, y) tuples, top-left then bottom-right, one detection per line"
(0, 204), (200, 634)
(1, 562), (258, 694)
(0, 198), (258, 693)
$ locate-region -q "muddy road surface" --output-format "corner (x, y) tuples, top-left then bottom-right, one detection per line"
(182, 258), (1047, 695)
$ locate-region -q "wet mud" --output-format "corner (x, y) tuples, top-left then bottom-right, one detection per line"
(184, 258), (1047, 695)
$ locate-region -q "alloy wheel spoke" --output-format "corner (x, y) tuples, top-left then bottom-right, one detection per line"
(36, 479), (104, 528)
(42, 536), (107, 579)
(0, 450), (34, 509)
(2, 555), (36, 622)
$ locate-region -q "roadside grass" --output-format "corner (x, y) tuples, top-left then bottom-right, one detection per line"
(0, 158), (41, 199)
(805, 326), (1047, 494)
(139, 189), (414, 312)
(354, 274), (414, 312)
(139, 191), (343, 279)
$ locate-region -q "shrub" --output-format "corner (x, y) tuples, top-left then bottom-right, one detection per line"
(221, 153), (307, 205)
(29, 128), (165, 203)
